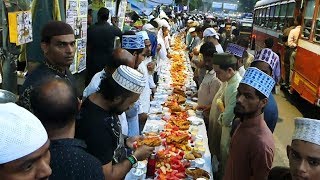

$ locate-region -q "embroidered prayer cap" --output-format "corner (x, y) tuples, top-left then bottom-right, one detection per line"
(41, 21), (74, 42)
(203, 28), (219, 40)
(226, 43), (246, 58)
(292, 118), (320, 146)
(136, 31), (149, 41)
(122, 34), (145, 50)
(212, 53), (238, 66)
(188, 27), (196, 33)
(240, 67), (276, 98)
(112, 65), (146, 94)
(0, 103), (48, 164)
(254, 48), (279, 72)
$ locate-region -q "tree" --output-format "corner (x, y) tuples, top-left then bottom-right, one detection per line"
(189, 0), (203, 11)
(238, 0), (258, 12)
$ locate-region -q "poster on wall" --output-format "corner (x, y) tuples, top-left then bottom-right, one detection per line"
(117, 0), (127, 31)
(8, 11), (33, 45)
(66, 0), (88, 74)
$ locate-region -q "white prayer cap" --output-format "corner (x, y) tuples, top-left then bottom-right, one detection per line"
(122, 35), (145, 50)
(136, 31), (149, 41)
(240, 67), (275, 98)
(0, 103), (48, 164)
(142, 23), (155, 32)
(293, 118), (320, 146)
(254, 48), (279, 73)
(188, 27), (196, 33)
(203, 28), (219, 39)
(112, 65), (146, 94)
(160, 19), (170, 30)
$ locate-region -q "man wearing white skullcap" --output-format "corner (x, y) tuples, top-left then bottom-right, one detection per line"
(76, 65), (154, 179)
(0, 103), (51, 179)
(203, 28), (224, 53)
(269, 118), (320, 180)
(224, 67), (276, 180)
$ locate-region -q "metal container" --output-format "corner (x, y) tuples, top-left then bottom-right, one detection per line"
(0, 89), (17, 103)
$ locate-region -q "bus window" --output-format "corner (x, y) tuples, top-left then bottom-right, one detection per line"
(260, 8), (266, 26)
(273, 5), (280, 30)
(286, 3), (295, 27)
(254, 10), (258, 25)
(268, 5), (276, 29)
(314, 7), (320, 42)
(279, 4), (288, 30)
(302, 0), (315, 40)
(265, 6), (271, 28)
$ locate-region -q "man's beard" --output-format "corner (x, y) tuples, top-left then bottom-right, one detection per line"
(234, 104), (257, 120)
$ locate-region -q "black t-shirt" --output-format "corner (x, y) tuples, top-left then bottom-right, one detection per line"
(49, 138), (104, 180)
(75, 98), (126, 165)
(17, 62), (77, 111)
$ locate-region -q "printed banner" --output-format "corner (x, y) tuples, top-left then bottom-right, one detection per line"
(8, 11), (33, 45)
(66, 0), (88, 74)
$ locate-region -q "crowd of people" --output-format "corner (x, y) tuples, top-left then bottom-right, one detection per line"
(0, 7), (319, 180)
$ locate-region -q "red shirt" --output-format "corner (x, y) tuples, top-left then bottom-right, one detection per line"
(224, 115), (275, 180)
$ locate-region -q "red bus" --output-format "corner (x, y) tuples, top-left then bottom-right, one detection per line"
(252, 0), (320, 106)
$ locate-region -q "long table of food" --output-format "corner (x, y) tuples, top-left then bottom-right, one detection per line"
(126, 34), (213, 180)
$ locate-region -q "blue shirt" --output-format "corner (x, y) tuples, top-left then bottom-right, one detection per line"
(264, 94), (278, 132)
(148, 32), (158, 58)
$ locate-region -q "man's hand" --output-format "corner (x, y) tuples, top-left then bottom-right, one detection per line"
(157, 44), (161, 52)
(133, 145), (154, 161)
(126, 136), (143, 149)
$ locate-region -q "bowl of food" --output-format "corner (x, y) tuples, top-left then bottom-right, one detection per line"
(185, 167), (211, 180)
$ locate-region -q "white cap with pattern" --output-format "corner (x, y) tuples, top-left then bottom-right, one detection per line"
(293, 118), (320, 146)
(112, 65), (146, 94)
(122, 35), (145, 50)
(254, 48), (279, 72)
(0, 103), (48, 164)
(226, 43), (246, 58)
(240, 67), (276, 98)
(136, 31), (149, 41)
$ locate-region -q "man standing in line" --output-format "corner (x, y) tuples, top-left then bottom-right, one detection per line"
(250, 48), (280, 132)
(225, 43), (247, 77)
(30, 78), (105, 179)
(269, 117), (320, 180)
(76, 65), (154, 179)
(211, 53), (242, 177)
(86, 7), (122, 85)
(195, 42), (221, 126)
(203, 28), (224, 53)
(18, 21), (77, 110)
(0, 103), (51, 179)
(224, 67), (275, 180)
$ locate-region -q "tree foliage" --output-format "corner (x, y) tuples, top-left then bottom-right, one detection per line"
(238, 0), (258, 12)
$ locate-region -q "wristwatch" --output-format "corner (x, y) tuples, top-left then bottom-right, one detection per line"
(127, 155), (138, 168)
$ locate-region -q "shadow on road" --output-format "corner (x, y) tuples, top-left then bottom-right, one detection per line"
(281, 88), (320, 119)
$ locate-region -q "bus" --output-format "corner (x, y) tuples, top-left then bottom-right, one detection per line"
(252, 0), (320, 107)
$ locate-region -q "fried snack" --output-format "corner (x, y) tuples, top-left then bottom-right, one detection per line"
(173, 88), (185, 96)
(185, 168), (210, 179)
(171, 119), (190, 130)
(137, 136), (161, 147)
(167, 133), (189, 144)
(170, 104), (182, 112)
(184, 153), (195, 160)
(192, 151), (202, 158)
(175, 144), (192, 151)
